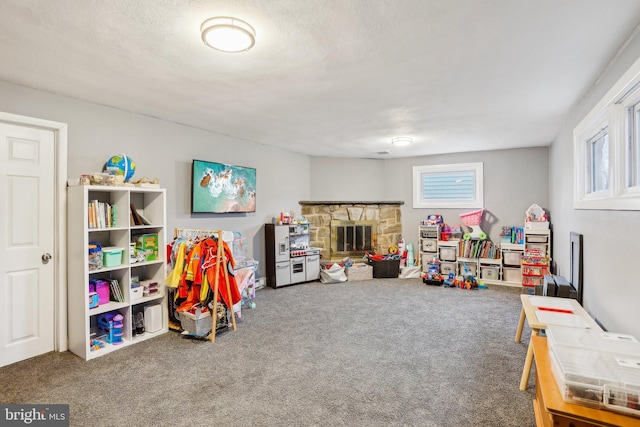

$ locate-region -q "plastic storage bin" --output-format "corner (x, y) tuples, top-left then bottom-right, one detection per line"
(547, 325), (640, 355)
(481, 267), (499, 280)
(367, 259), (400, 278)
(179, 310), (212, 336)
(439, 247), (456, 261)
(102, 247), (124, 267)
(503, 267), (522, 282)
(549, 345), (615, 409)
(503, 250), (522, 266)
(422, 239), (437, 252)
(88, 242), (102, 271)
(89, 280), (110, 305)
(130, 286), (143, 301)
(440, 262), (456, 275)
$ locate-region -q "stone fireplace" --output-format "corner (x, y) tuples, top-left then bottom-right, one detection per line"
(300, 201), (404, 261)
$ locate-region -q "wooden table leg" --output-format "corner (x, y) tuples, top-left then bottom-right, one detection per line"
(520, 332), (537, 391)
(515, 306), (526, 343)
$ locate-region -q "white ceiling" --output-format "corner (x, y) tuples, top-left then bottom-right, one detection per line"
(2, 1), (640, 159)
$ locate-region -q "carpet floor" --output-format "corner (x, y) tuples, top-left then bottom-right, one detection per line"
(0, 278), (536, 426)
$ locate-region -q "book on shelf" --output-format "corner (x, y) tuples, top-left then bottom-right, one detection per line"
(130, 204), (144, 226)
(136, 211), (151, 226)
(88, 200), (117, 229)
(109, 279), (125, 302)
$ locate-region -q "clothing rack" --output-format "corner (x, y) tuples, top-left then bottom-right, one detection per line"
(172, 228), (238, 342)
(174, 228), (221, 239)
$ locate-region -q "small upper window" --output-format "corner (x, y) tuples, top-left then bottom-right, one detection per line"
(413, 162), (483, 209)
(587, 129), (609, 194)
(627, 100), (640, 189)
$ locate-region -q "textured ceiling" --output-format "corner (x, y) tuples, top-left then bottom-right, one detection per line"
(2, 0), (640, 158)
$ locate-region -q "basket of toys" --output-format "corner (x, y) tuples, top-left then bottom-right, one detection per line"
(179, 307), (212, 336)
(459, 209), (484, 227)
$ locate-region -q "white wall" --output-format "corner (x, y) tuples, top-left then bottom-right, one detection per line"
(549, 30), (640, 336)
(385, 148), (549, 255)
(0, 81), (311, 276)
(310, 157), (386, 200)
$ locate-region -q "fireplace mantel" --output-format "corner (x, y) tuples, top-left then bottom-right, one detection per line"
(299, 201), (404, 205)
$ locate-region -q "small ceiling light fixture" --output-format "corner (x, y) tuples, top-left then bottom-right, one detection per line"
(391, 137), (413, 146)
(201, 16), (256, 53)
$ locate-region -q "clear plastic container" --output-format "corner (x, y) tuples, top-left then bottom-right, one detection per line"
(88, 242), (102, 271)
(549, 345), (616, 408)
(547, 325), (640, 355)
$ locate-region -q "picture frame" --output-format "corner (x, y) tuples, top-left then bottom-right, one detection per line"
(191, 159), (256, 214)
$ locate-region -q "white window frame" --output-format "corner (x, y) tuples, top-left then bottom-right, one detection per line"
(413, 162), (483, 209)
(573, 54), (640, 210)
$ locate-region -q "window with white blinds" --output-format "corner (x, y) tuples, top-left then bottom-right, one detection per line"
(413, 163), (483, 209)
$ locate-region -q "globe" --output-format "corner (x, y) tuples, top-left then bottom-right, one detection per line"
(104, 154), (136, 181)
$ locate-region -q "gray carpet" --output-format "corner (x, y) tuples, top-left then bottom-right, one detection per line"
(0, 279), (535, 427)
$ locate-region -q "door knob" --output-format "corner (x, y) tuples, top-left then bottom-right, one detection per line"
(42, 253), (52, 264)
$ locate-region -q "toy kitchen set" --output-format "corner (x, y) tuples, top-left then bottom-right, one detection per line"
(265, 218), (321, 288)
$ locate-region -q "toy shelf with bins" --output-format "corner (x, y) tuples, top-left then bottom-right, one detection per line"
(418, 225), (439, 271)
(437, 240), (459, 276)
(499, 242), (525, 286)
(520, 246), (551, 294)
(416, 220), (551, 288)
(67, 185), (167, 360)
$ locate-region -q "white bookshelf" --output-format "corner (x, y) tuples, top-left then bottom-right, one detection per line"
(67, 185), (167, 360)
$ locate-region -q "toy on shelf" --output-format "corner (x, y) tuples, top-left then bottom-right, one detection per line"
(525, 203), (549, 230)
(459, 209), (487, 240)
(439, 223), (463, 242)
(97, 312), (124, 345)
(460, 261), (478, 290)
(422, 215), (443, 226)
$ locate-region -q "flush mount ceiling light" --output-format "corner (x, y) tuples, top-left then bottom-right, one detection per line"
(201, 16), (255, 53)
(391, 137), (413, 146)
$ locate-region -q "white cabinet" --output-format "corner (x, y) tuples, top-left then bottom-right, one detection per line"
(306, 254), (321, 281)
(67, 185), (167, 360)
(418, 225), (439, 271)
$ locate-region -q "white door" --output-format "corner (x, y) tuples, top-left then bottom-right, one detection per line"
(0, 122), (55, 367)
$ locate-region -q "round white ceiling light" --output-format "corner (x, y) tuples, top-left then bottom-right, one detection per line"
(201, 17), (256, 53)
(391, 137), (413, 146)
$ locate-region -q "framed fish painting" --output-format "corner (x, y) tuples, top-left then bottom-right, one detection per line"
(191, 159), (256, 213)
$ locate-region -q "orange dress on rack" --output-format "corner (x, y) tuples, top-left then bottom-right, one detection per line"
(199, 237), (242, 308)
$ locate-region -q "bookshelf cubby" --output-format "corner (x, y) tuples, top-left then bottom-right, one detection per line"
(67, 185), (168, 360)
